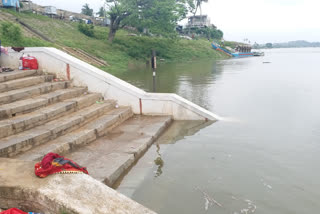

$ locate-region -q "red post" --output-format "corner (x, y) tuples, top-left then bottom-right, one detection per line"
(139, 98), (142, 115)
(66, 64), (70, 81)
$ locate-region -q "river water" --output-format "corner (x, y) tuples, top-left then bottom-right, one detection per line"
(115, 48), (320, 214)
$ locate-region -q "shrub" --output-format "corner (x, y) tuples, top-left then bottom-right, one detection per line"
(0, 21), (51, 47)
(78, 22), (94, 37)
(1, 22), (23, 43)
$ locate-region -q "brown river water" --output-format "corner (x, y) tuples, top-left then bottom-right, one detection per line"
(114, 48), (320, 214)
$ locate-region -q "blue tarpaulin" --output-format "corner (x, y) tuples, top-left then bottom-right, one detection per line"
(2, 0), (20, 8)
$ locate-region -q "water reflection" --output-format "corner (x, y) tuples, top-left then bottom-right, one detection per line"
(154, 144), (164, 178)
(116, 60), (226, 110)
(156, 120), (215, 145)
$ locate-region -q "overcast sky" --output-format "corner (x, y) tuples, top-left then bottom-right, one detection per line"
(32, 0), (320, 43)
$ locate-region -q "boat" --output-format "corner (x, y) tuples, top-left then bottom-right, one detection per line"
(211, 42), (232, 57)
(253, 52), (265, 57)
(211, 42), (254, 58)
(231, 52), (254, 58)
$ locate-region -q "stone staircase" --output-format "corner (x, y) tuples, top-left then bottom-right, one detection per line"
(0, 70), (172, 187)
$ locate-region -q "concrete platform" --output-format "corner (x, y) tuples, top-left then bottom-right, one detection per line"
(0, 158), (156, 214)
(67, 115), (172, 187)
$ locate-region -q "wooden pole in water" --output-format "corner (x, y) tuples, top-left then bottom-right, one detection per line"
(151, 50), (157, 92)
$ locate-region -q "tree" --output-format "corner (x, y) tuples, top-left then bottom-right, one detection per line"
(81, 3), (93, 16)
(129, 0), (189, 36)
(266, 43), (273, 48)
(189, 0), (208, 16)
(106, 0), (132, 42)
(192, 27), (223, 40)
(106, 0), (191, 42)
(96, 6), (106, 17)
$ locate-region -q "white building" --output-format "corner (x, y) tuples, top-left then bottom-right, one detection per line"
(44, 6), (57, 15)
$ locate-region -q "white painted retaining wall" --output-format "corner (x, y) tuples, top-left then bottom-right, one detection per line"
(0, 47), (221, 120)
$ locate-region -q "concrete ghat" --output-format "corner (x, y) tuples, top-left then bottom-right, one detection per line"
(0, 158), (156, 214)
(68, 115), (172, 187)
(0, 47), (221, 121)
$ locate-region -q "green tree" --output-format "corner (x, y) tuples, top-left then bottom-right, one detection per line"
(81, 3), (93, 16)
(135, 0), (190, 36)
(106, 0), (191, 42)
(193, 27), (223, 40)
(190, 0), (208, 16)
(96, 6), (106, 17)
(106, 0), (132, 42)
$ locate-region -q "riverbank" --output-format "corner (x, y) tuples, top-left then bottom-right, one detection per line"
(0, 9), (228, 74)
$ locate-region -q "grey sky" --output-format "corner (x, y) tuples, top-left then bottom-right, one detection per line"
(32, 0), (320, 43)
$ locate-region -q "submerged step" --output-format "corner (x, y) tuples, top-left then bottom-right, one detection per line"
(15, 107), (133, 161)
(0, 87), (87, 119)
(0, 81), (70, 105)
(0, 70), (39, 83)
(0, 75), (54, 93)
(1, 101), (117, 158)
(0, 93), (104, 138)
(66, 115), (172, 187)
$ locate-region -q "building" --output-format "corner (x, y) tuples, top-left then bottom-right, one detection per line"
(20, 0), (33, 12)
(44, 6), (57, 16)
(0, 0), (20, 8)
(95, 17), (110, 26)
(186, 15), (216, 29)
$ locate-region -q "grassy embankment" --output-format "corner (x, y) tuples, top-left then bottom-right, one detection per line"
(0, 9), (228, 74)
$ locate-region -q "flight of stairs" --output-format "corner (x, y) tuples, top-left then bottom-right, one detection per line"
(0, 69), (172, 187)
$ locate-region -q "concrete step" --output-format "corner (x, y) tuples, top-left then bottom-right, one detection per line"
(0, 70), (40, 83)
(15, 107), (133, 161)
(0, 87), (87, 119)
(0, 101), (118, 158)
(66, 115), (172, 187)
(0, 75), (54, 93)
(0, 81), (71, 105)
(0, 93), (104, 138)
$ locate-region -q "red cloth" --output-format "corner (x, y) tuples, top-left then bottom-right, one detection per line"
(35, 153), (89, 178)
(40, 152), (61, 169)
(0, 208), (27, 214)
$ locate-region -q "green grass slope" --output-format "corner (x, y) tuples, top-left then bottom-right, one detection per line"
(0, 9), (228, 74)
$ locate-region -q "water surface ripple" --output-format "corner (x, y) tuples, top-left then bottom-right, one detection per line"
(116, 48), (320, 214)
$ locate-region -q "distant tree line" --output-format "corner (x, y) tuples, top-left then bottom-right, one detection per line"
(254, 40), (320, 49)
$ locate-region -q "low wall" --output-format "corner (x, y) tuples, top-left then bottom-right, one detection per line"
(0, 47), (221, 121)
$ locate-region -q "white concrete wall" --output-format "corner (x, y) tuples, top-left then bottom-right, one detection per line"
(0, 47), (221, 121)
